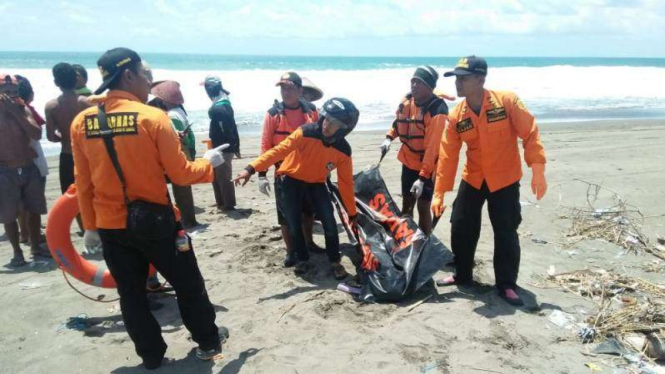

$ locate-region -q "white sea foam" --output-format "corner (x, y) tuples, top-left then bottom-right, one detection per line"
(5, 65), (665, 156)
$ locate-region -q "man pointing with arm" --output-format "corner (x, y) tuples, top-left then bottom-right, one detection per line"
(71, 48), (230, 369)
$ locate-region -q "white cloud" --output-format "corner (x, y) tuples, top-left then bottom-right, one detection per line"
(237, 5), (251, 15)
(152, 0), (180, 17)
(0, 1), (13, 13)
(4, 0), (665, 56)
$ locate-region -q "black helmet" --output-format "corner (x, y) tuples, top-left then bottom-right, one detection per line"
(319, 97), (359, 138)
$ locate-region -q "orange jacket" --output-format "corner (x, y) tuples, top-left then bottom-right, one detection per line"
(434, 89), (546, 195)
(248, 123), (357, 217)
(260, 99), (318, 154)
(387, 94), (448, 179)
(71, 90), (214, 230)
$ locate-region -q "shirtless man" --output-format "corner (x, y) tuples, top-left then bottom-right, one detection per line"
(45, 63), (90, 194)
(0, 74), (48, 266)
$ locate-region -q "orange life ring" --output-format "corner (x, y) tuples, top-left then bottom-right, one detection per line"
(46, 185), (156, 288)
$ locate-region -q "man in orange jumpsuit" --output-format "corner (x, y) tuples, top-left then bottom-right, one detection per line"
(71, 48), (229, 368)
(259, 72), (323, 266)
(432, 56), (547, 306)
(380, 66), (449, 235)
(235, 98), (359, 280)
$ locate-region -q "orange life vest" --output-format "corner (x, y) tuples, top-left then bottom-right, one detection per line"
(392, 93), (447, 158)
(268, 98), (317, 146)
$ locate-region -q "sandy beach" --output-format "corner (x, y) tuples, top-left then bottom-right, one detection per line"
(1, 119), (665, 374)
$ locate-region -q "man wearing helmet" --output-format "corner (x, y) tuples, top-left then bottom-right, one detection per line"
(234, 97), (359, 280)
(259, 72), (324, 267)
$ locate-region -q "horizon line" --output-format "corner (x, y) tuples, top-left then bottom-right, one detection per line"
(1, 51), (665, 60)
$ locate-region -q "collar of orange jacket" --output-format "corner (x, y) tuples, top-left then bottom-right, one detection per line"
(461, 89), (494, 115)
(103, 90), (143, 103)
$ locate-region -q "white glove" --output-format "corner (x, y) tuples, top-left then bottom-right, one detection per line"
(203, 144), (230, 168)
(380, 138), (392, 154)
(83, 230), (102, 254)
(410, 179), (424, 199)
(258, 176), (271, 196)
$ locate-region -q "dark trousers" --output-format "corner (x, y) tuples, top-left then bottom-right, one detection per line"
(172, 148), (198, 227)
(98, 228), (219, 364)
(280, 176), (340, 264)
(212, 153), (236, 209)
(172, 184), (197, 227)
(59, 152), (75, 194)
(450, 180), (522, 290)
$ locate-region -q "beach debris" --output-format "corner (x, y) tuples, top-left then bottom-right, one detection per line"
(657, 236), (665, 245)
(577, 326), (596, 343)
(420, 360), (448, 373)
(407, 294), (433, 312)
(277, 290), (326, 322)
(547, 310), (578, 330)
(532, 238), (548, 244)
(19, 281), (46, 290)
(465, 367), (504, 374)
(592, 338), (631, 356)
(642, 260), (664, 273)
(543, 268), (665, 361)
(29, 260), (51, 268)
(336, 282), (361, 295)
(56, 313), (90, 332)
(623, 333), (647, 352)
(561, 180), (665, 261)
(584, 363), (602, 372)
(547, 265), (557, 277)
(645, 333), (665, 361)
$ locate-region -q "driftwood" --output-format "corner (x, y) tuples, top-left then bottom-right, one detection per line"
(561, 179), (664, 260)
(547, 268), (665, 346)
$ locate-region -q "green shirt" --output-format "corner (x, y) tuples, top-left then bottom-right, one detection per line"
(76, 87), (92, 96)
(168, 107), (196, 154)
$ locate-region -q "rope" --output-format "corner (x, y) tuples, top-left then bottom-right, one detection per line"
(61, 269), (119, 303)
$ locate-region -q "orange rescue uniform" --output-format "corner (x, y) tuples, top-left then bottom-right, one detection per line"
(387, 94), (448, 179)
(71, 90), (214, 230)
(434, 89), (546, 195)
(248, 123), (357, 217)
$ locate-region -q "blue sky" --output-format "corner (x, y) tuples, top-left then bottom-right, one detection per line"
(3, 0), (665, 57)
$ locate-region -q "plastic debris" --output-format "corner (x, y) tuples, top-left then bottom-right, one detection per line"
(336, 283), (361, 295)
(548, 310), (577, 330)
(56, 314), (90, 332)
(645, 333), (665, 360)
(547, 265), (556, 277)
(19, 281), (44, 290)
(578, 326), (596, 343)
(592, 338), (631, 356)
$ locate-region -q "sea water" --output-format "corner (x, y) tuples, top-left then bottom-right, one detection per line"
(2, 52), (665, 156)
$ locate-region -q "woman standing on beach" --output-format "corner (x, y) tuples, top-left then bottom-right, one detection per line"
(149, 80), (200, 228)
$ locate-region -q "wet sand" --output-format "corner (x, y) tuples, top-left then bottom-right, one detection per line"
(1, 119), (665, 373)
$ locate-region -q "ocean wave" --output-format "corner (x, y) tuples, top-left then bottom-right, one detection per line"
(4, 65), (664, 156)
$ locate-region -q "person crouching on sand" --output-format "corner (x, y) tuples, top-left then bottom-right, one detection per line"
(234, 98), (360, 280)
